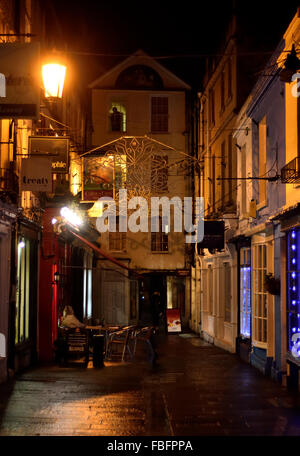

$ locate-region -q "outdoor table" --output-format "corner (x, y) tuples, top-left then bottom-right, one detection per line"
(85, 325), (121, 359)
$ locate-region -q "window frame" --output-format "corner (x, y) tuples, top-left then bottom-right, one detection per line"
(15, 238), (30, 345)
(151, 216), (169, 253)
(109, 102), (127, 133)
(83, 252), (93, 320)
(240, 247), (251, 338)
(252, 241), (268, 348)
(109, 216), (127, 252)
(150, 95), (169, 133)
(286, 228), (300, 354)
(258, 116), (267, 208)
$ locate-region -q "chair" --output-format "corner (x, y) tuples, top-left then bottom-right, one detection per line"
(106, 326), (136, 362)
(65, 328), (90, 367)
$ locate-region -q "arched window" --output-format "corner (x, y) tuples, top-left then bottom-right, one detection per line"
(115, 65), (163, 89)
(109, 103), (126, 132)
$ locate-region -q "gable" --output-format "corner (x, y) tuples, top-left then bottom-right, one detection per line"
(88, 50), (191, 91)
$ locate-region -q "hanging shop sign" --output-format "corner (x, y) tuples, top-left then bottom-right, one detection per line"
(196, 220), (225, 253)
(20, 157), (52, 192)
(166, 309), (182, 333)
(29, 136), (69, 174)
(0, 42), (40, 118)
(82, 155), (115, 201)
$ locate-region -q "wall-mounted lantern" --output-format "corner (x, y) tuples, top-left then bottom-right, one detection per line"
(42, 63), (66, 99)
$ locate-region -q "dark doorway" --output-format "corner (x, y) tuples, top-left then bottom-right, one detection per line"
(139, 273), (166, 332)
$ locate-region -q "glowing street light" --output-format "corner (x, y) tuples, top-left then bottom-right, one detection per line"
(42, 63), (66, 99)
(60, 207), (83, 227)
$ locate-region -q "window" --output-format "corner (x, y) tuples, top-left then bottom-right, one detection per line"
(221, 141), (226, 210)
(109, 217), (126, 252)
(287, 228), (300, 353)
(224, 262), (231, 322)
(241, 145), (247, 216)
(207, 264), (213, 315)
(151, 155), (168, 192)
(220, 70), (225, 112)
(211, 154), (216, 213)
(151, 217), (168, 252)
(151, 96), (168, 133)
(227, 58), (232, 100)
(258, 117), (267, 206)
(15, 238), (30, 344)
(83, 253), (93, 320)
(209, 88), (215, 126)
(240, 247), (251, 338)
(109, 103), (126, 132)
(109, 231), (126, 251)
(227, 134), (233, 205)
(252, 243), (267, 346)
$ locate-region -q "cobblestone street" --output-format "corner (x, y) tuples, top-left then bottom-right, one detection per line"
(1, 334), (300, 436)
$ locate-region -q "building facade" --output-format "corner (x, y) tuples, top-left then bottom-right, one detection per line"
(75, 50), (193, 329)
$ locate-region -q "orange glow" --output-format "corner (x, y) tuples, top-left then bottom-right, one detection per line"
(42, 63), (66, 98)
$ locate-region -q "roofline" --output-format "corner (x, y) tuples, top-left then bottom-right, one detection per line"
(88, 49), (191, 90)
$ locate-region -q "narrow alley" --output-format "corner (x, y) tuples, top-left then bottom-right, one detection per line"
(1, 334), (300, 437)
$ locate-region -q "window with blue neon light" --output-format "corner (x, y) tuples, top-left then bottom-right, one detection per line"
(287, 228), (300, 353)
(240, 247), (251, 338)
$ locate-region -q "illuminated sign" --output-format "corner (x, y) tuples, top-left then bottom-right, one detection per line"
(20, 157), (52, 192)
(29, 136), (69, 174)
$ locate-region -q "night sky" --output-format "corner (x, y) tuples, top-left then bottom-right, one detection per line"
(50, 0), (300, 89)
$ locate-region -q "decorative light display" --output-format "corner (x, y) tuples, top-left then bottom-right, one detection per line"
(287, 228), (300, 356)
(82, 136), (196, 202)
(240, 252), (251, 338)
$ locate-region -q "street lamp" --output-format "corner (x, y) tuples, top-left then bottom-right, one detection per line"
(54, 271), (60, 283)
(279, 45), (300, 83)
(42, 63), (66, 99)
(60, 206), (83, 227)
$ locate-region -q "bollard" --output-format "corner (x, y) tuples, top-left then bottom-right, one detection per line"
(93, 334), (105, 368)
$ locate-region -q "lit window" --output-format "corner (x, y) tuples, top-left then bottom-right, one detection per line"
(15, 238), (30, 344)
(240, 247), (251, 338)
(83, 253), (93, 320)
(252, 243), (267, 346)
(109, 103), (126, 132)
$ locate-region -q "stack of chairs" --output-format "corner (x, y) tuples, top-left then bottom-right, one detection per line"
(105, 325), (137, 362)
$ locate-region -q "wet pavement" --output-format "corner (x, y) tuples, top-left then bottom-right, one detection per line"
(1, 333), (300, 436)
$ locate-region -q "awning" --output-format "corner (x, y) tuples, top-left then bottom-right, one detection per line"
(67, 227), (142, 278)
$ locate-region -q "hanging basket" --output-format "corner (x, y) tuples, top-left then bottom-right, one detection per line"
(264, 273), (280, 296)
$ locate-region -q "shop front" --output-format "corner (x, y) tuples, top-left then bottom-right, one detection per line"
(277, 206), (300, 389)
(236, 240), (252, 363)
(0, 203), (16, 383)
(12, 217), (40, 373)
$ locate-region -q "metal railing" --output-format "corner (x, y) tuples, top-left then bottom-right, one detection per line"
(281, 157), (300, 183)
